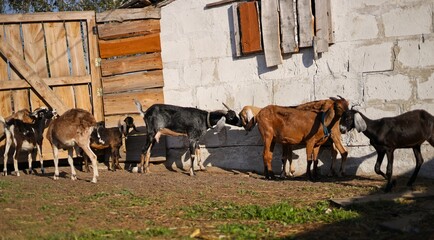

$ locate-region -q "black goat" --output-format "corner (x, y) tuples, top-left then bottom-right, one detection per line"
(340, 109), (434, 192)
(83, 117), (138, 172)
(1, 107), (55, 176)
(134, 100), (240, 176)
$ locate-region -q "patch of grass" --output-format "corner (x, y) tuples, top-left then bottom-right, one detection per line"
(81, 192), (110, 202)
(0, 179), (13, 189)
(182, 200), (359, 224)
(237, 189), (259, 196)
(41, 227), (174, 240)
(218, 222), (274, 239)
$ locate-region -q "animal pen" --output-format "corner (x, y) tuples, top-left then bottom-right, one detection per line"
(0, 7), (165, 165)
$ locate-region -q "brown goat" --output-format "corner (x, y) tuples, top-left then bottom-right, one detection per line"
(46, 109), (99, 183)
(240, 99), (349, 177)
(246, 97), (349, 180)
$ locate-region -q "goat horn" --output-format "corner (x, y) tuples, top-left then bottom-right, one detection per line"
(337, 95), (345, 100)
(222, 103), (231, 110)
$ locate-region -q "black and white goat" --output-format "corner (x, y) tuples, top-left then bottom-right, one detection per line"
(1, 107), (55, 176)
(340, 109), (434, 192)
(134, 100), (240, 176)
(46, 108), (99, 183)
(83, 117), (138, 172)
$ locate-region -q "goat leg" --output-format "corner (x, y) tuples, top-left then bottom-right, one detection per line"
(189, 141), (197, 176)
(52, 146), (60, 180)
(3, 130), (12, 176)
(67, 148), (78, 181)
(384, 151), (395, 192)
(407, 146), (424, 188)
(306, 160), (313, 181)
(12, 144), (20, 177)
(374, 151), (387, 179)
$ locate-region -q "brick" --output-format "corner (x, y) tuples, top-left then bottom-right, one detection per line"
(364, 73), (412, 101)
(349, 42), (394, 73)
(383, 5), (432, 37)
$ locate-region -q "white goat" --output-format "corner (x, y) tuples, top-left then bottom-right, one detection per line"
(46, 108), (99, 183)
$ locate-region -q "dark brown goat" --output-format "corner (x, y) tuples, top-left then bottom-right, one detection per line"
(240, 99), (349, 178)
(246, 97), (349, 180)
(340, 109), (434, 192)
(83, 117), (138, 172)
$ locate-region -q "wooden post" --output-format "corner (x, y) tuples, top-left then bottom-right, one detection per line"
(314, 0), (330, 53)
(87, 16), (104, 122)
(0, 35), (68, 114)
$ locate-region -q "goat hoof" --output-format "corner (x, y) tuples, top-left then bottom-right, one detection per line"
(3, 171), (7, 176)
(41, 169), (45, 174)
(91, 178), (97, 183)
(15, 171), (20, 177)
(53, 175), (59, 180)
(71, 175), (77, 181)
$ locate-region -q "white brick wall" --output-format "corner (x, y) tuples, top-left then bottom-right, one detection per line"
(160, 0), (434, 178)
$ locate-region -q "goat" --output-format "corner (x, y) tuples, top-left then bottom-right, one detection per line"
(46, 108), (99, 183)
(339, 109), (434, 192)
(134, 100), (240, 176)
(1, 109), (34, 141)
(246, 97), (349, 180)
(82, 117), (138, 172)
(240, 98), (349, 178)
(1, 108), (55, 176)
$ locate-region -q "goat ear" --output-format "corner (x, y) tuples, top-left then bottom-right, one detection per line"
(134, 99), (145, 117)
(354, 112), (367, 132)
(214, 116), (226, 133)
(246, 109), (254, 122)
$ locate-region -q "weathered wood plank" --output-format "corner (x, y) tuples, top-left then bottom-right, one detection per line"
(0, 35), (68, 114)
(102, 70), (163, 94)
(5, 24), (30, 111)
(103, 89), (164, 115)
(0, 76), (92, 90)
(87, 17), (104, 122)
(96, 7), (160, 23)
(66, 21), (92, 113)
(98, 19), (160, 40)
(0, 11), (95, 23)
(261, 0), (282, 67)
(297, 0), (314, 48)
(280, 0), (299, 53)
(22, 23), (50, 110)
(0, 26), (13, 116)
(99, 33), (161, 58)
(314, 0), (330, 53)
(101, 52), (162, 76)
(44, 22), (75, 109)
(231, 4), (241, 57)
(238, 1), (262, 54)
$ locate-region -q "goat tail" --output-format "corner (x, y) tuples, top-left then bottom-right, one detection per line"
(134, 99), (146, 118)
(244, 116), (257, 132)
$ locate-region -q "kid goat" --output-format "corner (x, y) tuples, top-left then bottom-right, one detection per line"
(134, 100), (240, 176)
(83, 116), (138, 172)
(1, 107), (55, 176)
(339, 109), (434, 192)
(47, 108), (99, 183)
(246, 97), (349, 180)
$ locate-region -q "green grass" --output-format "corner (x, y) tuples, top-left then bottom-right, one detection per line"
(40, 227), (174, 240)
(219, 222), (274, 239)
(182, 200), (359, 224)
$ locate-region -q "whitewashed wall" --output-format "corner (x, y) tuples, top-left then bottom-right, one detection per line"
(159, 0), (434, 178)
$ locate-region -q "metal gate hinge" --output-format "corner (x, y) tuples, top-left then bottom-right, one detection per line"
(92, 26), (98, 35)
(95, 57), (101, 67)
(97, 87), (103, 97)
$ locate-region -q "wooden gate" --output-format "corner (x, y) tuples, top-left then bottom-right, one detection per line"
(0, 12), (103, 161)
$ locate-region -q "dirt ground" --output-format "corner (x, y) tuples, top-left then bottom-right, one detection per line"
(1, 162), (434, 239)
